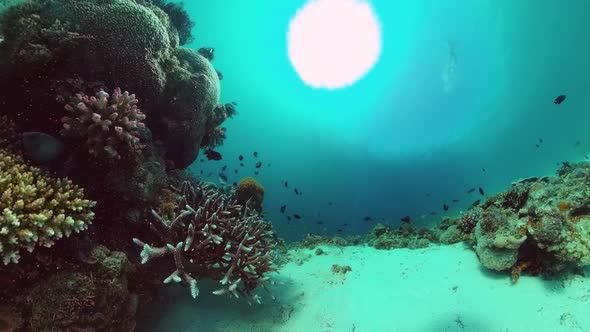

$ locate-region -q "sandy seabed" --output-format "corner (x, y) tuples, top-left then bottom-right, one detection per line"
(137, 243), (590, 332)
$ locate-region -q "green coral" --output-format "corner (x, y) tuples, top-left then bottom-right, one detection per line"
(0, 149), (96, 265)
(235, 177), (265, 211)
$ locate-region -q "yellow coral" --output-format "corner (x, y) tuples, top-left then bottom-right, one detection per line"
(0, 149), (95, 264)
(235, 177), (264, 211)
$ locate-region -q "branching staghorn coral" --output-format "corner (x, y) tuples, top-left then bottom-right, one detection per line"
(61, 88), (147, 159)
(0, 149), (96, 265)
(133, 181), (277, 304)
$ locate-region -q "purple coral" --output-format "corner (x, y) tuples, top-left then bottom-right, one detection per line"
(133, 181), (277, 304)
(61, 88), (146, 159)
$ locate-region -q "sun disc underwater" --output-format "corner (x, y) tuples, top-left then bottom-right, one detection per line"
(287, 0), (382, 89)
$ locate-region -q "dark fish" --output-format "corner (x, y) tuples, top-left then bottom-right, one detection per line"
(240, 163), (244, 167)
(538, 138), (543, 143)
(467, 188), (476, 194)
(478, 187), (484, 196)
(443, 204), (449, 211)
(284, 181), (289, 188)
(554, 94), (566, 104)
(234, 169), (238, 174)
(253, 151), (258, 158)
(294, 188), (299, 195)
(267, 163), (271, 167)
(337, 229), (343, 233)
(471, 199), (481, 207)
(255, 161), (262, 168)
(200, 170), (203, 174)
(231, 101), (238, 106)
(575, 140), (581, 147)
(22, 131), (64, 164)
(293, 214), (301, 219)
(425, 193), (431, 197)
(239, 155), (243, 161)
(218, 172), (228, 184)
(363, 216), (372, 221)
(204, 149), (222, 161)
(586, 156), (589, 160)
(535, 144), (540, 148)
(280, 205), (286, 213)
(232, 182), (237, 187)
(254, 171), (259, 175)
(316, 221), (323, 225)
(328, 201), (333, 206)
(400, 216), (411, 223)
(343, 223), (348, 226)
(287, 216), (292, 221)
(222, 165), (227, 171)
(452, 199), (459, 203)
(482, 168), (486, 172)
(200, 159), (204, 162)
(430, 212), (438, 215)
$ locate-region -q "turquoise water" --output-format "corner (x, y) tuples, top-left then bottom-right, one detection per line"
(187, 0), (590, 240)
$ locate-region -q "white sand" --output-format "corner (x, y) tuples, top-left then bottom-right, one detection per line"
(139, 243), (590, 332)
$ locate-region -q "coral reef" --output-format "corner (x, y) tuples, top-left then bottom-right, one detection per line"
(133, 181), (277, 303)
(0, 149), (95, 265)
(234, 177), (265, 211)
(0, 115), (21, 152)
(367, 223), (435, 250)
(61, 88), (147, 159)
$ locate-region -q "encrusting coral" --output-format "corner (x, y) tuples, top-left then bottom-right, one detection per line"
(133, 181), (277, 304)
(0, 149), (96, 265)
(61, 88), (147, 159)
(235, 177), (265, 211)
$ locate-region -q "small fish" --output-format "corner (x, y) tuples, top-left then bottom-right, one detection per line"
(204, 149), (222, 161)
(294, 188), (299, 195)
(538, 138), (543, 143)
(316, 221), (323, 225)
(218, 173), (228, 184)
(200, 159), (204, 162)
(554, 94), (566, 104)
(254, 171), (259, 175)
(478, 187), (484, 196)
(221, 165), (227, 171)
(363, 216), (373, 221)
(239, 155), (243, 161)
(328, 201), (333, 206)
(293, 214), (302, 219)
(400, 216), (411, 223)
(471, 199), (481, 207)
(337, 229), (343, 233)
(287, 216), (292, 221)
(343, 223), (348, 226)
(535, 144), (540, 148)
(267, 163), (271, 167)
(284, 181), (289, 188)
(452, 199), (459, 203)
(22, 131), (64, 164)
(199, 170), (203, 174)
(467, 188), (475, 194)
(425, 193), (431, 197)
(240, 163), (244, 167)
(443, 204), (449, 211)
(255, 161), (262, 168)
(253, 151), (258, 158)
(482, 168), (486, 172)
(231, 101), (238, 106)
(234, 169), (238, 174)
(280, 205), (286, 213)
(232, 182), (237, 187)
(575, 140), (581, 147)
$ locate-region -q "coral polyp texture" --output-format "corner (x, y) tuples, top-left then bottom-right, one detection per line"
(133, 181), (277, 303)
(61, 88), (147, 159)
(0, 149), (96, 265)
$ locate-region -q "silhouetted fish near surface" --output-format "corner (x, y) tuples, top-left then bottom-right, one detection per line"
(204, 149), (222, 161)
(401, 216), (411, 223)
(253, 151), (258, 158)
(467, 188), (475, 194)
(238, 155), (243, 161)
(363, 216), (373, 221)
(479, 187), (485, 196)
(443, 204), (449, 211)
(293, 214), (301, 219)
(22, 131), (64, 164)
(280, 205), (286, 213)
(554, 94), (566, 104)
(294, 188), (299, 195)
(284, 181), (289, 188)
(471, 199), (481, 207)
(255, 161), (262, 168)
